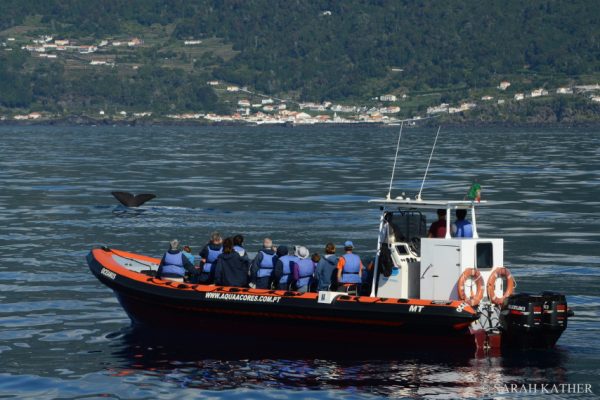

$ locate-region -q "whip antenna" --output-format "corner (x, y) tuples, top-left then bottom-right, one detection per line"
(386, 121), (404, 200)
(417, 126), (441, 200)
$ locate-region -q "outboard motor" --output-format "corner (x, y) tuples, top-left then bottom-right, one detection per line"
(501, 293), (543, 330)
(541, 291), (569, 336)
(500, 292), (570, 349)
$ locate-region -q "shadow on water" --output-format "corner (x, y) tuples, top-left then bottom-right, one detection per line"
(110, 326), (479, 363)
(98, 326), (573, 397)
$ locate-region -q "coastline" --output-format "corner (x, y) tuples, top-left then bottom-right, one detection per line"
(1, 116), (599, 129)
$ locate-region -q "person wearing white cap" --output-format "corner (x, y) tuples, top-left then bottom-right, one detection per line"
(292, 245), (315, 293)
(336, 240), (363, 287)
(157, 239), (196, 282)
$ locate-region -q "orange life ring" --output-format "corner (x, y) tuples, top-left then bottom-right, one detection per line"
(457, 268), (484, 306)
(486, 267), (515, 305)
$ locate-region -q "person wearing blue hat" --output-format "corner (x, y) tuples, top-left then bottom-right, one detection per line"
(336, 240), (363, 287)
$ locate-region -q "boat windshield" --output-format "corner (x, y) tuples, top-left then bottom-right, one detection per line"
(385, 211), (427, 243)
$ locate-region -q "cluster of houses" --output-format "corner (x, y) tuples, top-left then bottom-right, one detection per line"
(513, 85), (600, 102)
(191, 107), (403, 125)
(225, 97), (404, 124)
(12, 112), (43, 120)
(200, 80), (406, 124)
(19, 35), (143, 60)
(165, 106), (405, 125)
(425, 81), (600, 115)
(297, 101), (400, 115)
(202, 110), (360, 125)
(427, 102), (477, 115)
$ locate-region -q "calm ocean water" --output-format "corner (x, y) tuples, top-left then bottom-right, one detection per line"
(0, 125), (598, 399)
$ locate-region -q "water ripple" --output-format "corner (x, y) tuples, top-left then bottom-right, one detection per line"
(0, 125), (598, 399)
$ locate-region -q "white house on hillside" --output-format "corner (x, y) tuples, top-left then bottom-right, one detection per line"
(530, 88), (548, 98)
(498, 81), (511, 90)
(380, 94), (397, 102)
(556, 87), (573, 94)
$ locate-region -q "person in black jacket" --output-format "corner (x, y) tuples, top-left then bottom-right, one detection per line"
(213, 237), (249, 287)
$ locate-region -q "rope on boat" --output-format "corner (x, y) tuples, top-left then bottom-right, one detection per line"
(417, 125), (441, 200)
(387, 120), (404, 200)
(102, 246), (157, 271)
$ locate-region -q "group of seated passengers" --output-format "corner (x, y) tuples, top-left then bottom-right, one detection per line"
(428, 209), (473, 238)
(156, 232), (370, 292)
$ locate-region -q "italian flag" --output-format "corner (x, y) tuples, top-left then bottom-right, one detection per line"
(467, 183), (481, 202)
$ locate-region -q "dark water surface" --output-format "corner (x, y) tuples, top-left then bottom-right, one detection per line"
(0, 125), (598, 399)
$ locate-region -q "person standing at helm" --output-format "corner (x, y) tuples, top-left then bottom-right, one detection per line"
(157, 239), (196, 282)
(198, 232), (223, 284)
(251, 237), (277, 289)
(428, 209), (447, 238)
(452, 209), (473, 238)
(336, 241), (363, 287)
(273, 245), (299, 290)
(292, 246), (315, 293)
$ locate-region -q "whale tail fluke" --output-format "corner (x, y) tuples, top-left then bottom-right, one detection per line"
(111, 191), (156, 207)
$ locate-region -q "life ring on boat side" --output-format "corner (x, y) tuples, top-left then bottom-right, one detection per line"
(486, 267), (515, 305)
(457, 268), (484, 306)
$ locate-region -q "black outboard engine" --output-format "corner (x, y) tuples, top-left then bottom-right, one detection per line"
(500, 292), (570, 349)
(541, 291), (569, 336)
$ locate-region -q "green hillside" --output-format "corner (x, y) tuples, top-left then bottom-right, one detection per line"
(0, 0), (599, 122)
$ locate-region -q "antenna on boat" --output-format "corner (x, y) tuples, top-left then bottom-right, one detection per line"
(416, 126), (441, 201)
(386, 121), (404, 200)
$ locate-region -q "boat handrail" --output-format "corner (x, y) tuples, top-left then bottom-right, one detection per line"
(369, 198), (488, 210)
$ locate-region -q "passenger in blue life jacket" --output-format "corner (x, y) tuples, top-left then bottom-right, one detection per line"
(337, 241), (363, 289)
(315, 242), (339, 291)
(198, 232), (223, 283)
(182, 245), (194, 265)
(272, 245), (299, 290)
(452, 209), (473, 238)
(251, 237), (277, 289)
(213, 237), (249, 287)
(233, 234), (249, 260)
(157, 239), (197, 282)
(292, 246), (315, 293)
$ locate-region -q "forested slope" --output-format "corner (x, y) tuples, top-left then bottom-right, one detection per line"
(0, 0), (598, 118)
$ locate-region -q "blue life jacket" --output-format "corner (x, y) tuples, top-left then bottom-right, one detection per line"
(182, 251), (194, 264)
(278, 255), (299, 285)
(295, 258), (314, 289)
(234, 245), (246, 256)
(162, 251), (185, 276)
(454, 220), (473, 238)
(257, 250), (276, 278)
(203, 246), (223, 273)
(340, 253), (361, 284)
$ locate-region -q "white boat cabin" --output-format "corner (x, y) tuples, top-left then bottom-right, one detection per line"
(370, 197), (503, 301)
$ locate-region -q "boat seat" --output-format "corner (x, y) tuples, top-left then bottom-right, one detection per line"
(163, 277), (184, 283)
(140, 269), (156, 277)
(337, 283), (359, 296)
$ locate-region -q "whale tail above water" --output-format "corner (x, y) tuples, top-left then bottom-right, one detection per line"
(111, 191), (156, 207)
